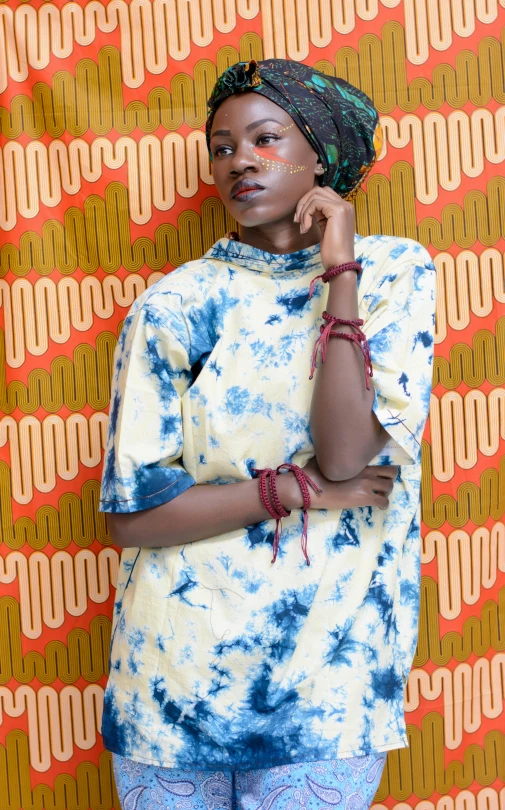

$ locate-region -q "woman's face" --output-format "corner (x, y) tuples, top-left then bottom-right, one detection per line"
(209, 93), (323, 228)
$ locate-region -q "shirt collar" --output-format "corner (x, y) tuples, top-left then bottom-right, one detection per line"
(205, 236), (364, 275)
(204, 237), (323, 274)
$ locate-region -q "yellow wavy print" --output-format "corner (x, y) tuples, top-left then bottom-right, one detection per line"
(0, 1), (503, 808)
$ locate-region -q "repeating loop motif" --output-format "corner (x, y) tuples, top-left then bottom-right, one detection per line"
(0, 0), (504, 805)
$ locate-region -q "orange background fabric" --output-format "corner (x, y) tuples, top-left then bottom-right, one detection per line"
(0, 1), (504, 809)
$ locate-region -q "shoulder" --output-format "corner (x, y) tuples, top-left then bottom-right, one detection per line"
(115, 258), (222, 354)
(357, 235), (436, 324)
(118, 255), (238, 359)
(356, 234), (434, 274)
(130, 257), (223, 318)
(356, 234), (435, 300)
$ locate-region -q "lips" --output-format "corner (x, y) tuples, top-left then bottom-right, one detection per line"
(231, 179), (265, 200)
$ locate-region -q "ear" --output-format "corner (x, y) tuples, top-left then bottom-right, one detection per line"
(314, 162), (324, 176)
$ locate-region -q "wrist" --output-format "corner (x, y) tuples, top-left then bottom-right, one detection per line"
(327, 269), (358, 288)
(323, 255), (355, 271)
(276, 471), (304, 511)
(326, 275), (359, 311)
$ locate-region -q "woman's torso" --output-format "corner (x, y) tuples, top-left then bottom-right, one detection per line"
(101, 234), (435, 770)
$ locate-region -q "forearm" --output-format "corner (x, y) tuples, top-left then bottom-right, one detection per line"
(107, 473), (302, 548)
(310, 273), (388, 480)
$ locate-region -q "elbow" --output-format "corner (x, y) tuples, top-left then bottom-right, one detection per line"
(317, 457), (363, 482)
(106, 514), (135, 548)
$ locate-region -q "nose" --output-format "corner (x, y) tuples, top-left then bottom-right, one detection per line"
(229, 141), (259, 175)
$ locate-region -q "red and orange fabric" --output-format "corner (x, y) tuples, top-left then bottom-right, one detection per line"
(0, 1), (504, 808)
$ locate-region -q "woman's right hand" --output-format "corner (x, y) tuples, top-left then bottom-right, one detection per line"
(278, 457), (398, 512)
(306, 457), (398, 511)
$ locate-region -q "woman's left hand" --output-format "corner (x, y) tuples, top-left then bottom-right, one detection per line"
(294, 186), (355, 270)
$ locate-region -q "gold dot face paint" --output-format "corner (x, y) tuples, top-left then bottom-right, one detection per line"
(275, 123), (295, 134)
(252, 121), (309, 173)
(255, 150), (308, 173)
(253, 143), (308, 174)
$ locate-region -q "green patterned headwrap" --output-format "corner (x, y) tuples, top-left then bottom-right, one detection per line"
(206, 59), (382, 200)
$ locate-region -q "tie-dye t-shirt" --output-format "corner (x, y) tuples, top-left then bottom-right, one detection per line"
(99, 235), (436, 770)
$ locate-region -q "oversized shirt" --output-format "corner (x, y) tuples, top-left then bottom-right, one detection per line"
(99, 235), (436, 770)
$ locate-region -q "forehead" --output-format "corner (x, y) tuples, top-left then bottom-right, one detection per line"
(211, 92), (293, 133)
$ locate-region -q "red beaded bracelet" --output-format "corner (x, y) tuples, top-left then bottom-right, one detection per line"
(269, 471), (291, 519)
(308, 261), (362, 299)
(254, 468), (285, 520)
(252, 464), (322, 565)
(252, 467), (288, 563)
(309, 312), (373, 390)
(276, 463), (322, 566)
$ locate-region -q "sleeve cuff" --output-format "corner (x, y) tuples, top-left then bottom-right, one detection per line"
(368, 390), (423, 467)
(99, 469), (195, 514)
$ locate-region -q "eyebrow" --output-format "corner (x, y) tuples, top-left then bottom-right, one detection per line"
(245, 117), (284, 131)
(210, 118), (285, 139)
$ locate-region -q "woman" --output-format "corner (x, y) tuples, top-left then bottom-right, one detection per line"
(99, 59), (436, 810)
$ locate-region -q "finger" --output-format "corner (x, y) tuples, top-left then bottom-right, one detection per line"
(372, 479), (394, 496)
(363, 465), (398, 480)
(369, 476), (393, 495)
(301, 210), (313, 234)
(298, 196), (339, 233)
(378, 465), (399, 479)
(295, 187), (350, 223)
(296, 193), (322, 228)
(294, 187), (322, 222)
(297, 190), (339, 221)
(374, 493), (389, 510)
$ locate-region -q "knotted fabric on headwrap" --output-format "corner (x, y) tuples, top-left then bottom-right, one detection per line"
(206, 59), (383, 200)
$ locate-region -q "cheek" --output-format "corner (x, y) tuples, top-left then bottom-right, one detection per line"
(254, 145), (291, 165)
(210, 165), (229, 196)
(253, 146), (308, 174)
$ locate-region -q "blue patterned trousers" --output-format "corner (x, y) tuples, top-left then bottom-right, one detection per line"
(112, 752), (387, 810)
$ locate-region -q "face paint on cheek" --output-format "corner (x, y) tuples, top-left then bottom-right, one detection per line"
(253, 145), (308, 174)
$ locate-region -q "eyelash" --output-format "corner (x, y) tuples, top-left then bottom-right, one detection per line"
(257, 133), (280, 146)
(213, 133), (281, 158)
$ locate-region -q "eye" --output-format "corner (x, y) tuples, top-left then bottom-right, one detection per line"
(213, 145), (233, 158)
(256, 133), (281, 146)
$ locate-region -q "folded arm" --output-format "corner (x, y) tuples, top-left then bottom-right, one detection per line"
(309, 272), (389, 481)
(107, 475), (299, 548)
(107, 461), (397, 549)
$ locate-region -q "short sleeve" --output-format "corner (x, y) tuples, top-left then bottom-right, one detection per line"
(363, 249), (436, 466)
(99, 301), (195, 513)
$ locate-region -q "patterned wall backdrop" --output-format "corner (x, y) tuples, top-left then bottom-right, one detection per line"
(0, 0), (504, 808)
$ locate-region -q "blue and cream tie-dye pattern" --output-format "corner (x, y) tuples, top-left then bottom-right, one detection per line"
(99, 234), (436, 770)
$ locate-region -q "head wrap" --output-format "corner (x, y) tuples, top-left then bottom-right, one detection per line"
(206, 59), (382, 200)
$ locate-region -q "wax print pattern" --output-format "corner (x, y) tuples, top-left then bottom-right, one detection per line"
(99, 234), (436, 771)
(111, 750), (388, 810)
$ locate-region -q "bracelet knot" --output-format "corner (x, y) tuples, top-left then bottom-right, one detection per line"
(309, 312), (373, 389)
(252, 464), (322, 565)
(308, 261), (362, 300)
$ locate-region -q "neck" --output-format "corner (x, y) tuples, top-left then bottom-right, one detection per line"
(238, 218), (321, 255)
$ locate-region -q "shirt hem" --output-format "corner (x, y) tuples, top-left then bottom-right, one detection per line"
(105, 736), (409, 771)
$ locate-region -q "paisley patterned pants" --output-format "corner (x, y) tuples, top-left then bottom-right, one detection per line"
(112, 751), (387, 810)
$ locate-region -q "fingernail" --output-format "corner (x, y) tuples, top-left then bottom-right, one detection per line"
(293, 213), (298, 222)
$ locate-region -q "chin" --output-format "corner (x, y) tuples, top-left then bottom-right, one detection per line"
(230, 203), (294, 229)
